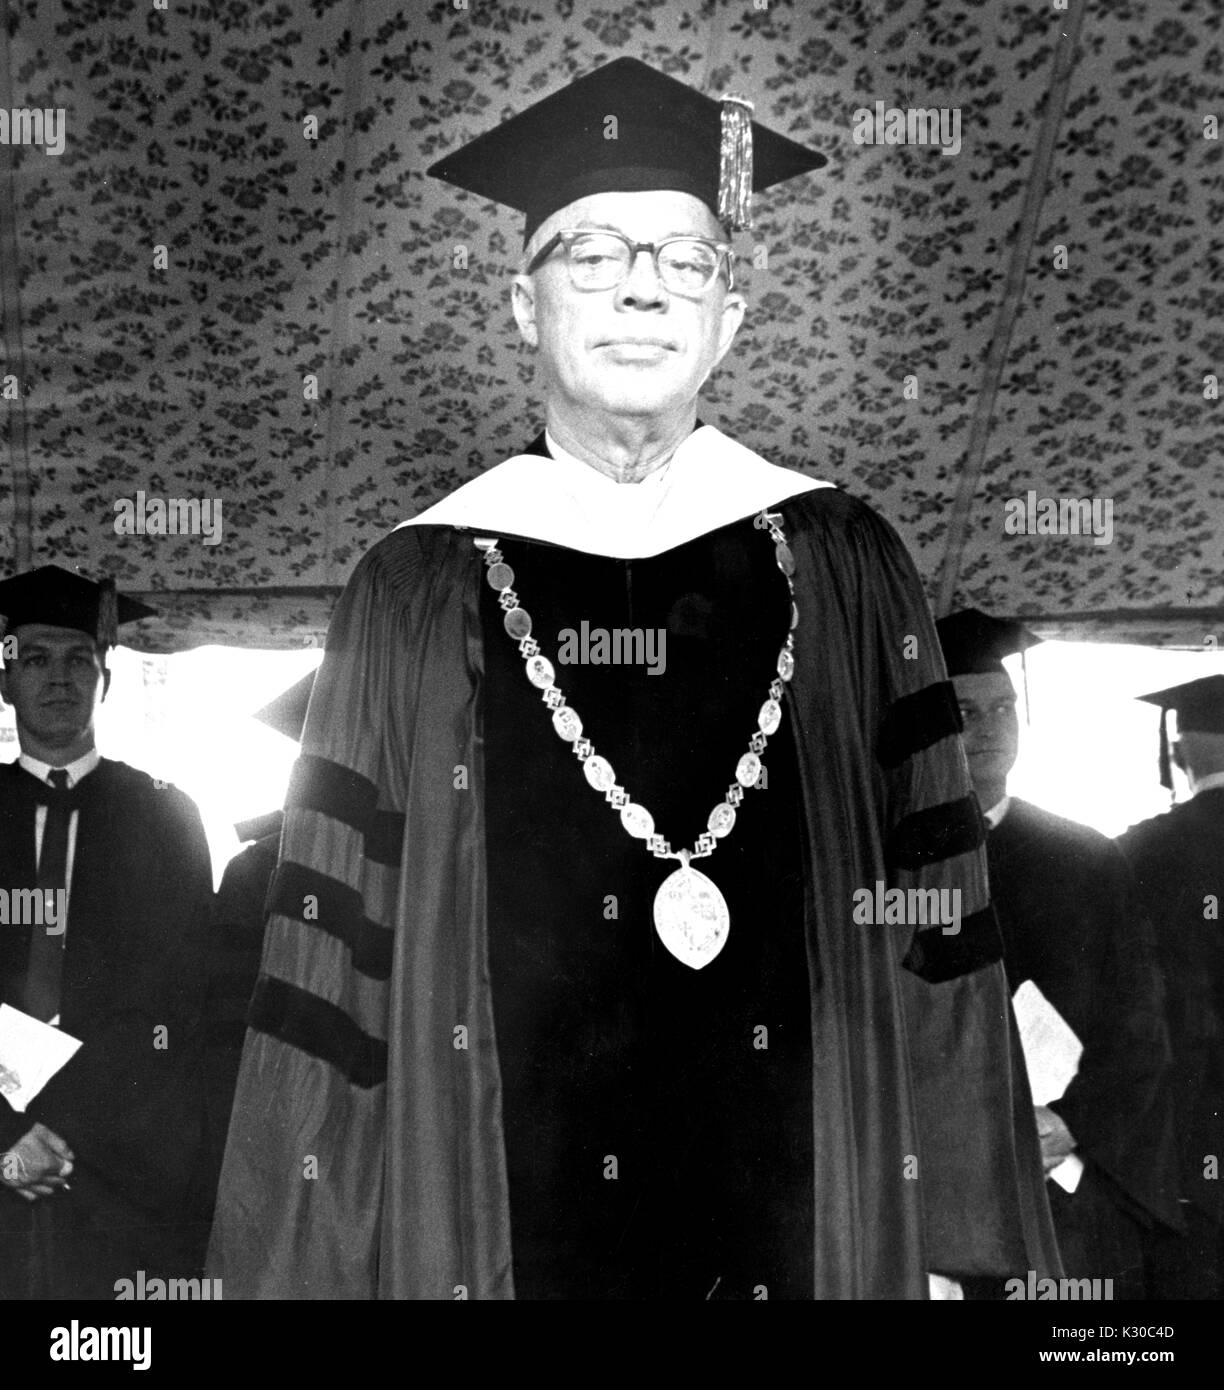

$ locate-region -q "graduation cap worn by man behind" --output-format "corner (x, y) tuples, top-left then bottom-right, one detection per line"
(1137, 674), (1224, 791)
(0, 564), (156, 649)
(935, 608), (1043, 729)
(936, 608), (1043, 676)
(427, 55), (828, 242)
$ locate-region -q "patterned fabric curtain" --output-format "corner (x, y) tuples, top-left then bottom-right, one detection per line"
(1, 0), (1219, 651)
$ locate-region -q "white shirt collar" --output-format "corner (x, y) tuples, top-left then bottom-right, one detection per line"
(982, 794), (1012, 829)
(1191, 770), (1224, 796)
(543, 429), (674, 489)
(18, 747), (101, 789)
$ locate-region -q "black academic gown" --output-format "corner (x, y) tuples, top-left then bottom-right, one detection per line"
(1117, 789), (1224, 1296)
(985, 798), (1182, 1295)
(0, 759), (213, 1300)
(209, 448), (1060, 1299)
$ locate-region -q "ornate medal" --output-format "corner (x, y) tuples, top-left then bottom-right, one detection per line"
(653, 855), (730, 969)
(477, 508), (797, 973)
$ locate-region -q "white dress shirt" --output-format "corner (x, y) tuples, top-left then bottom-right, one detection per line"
(17, 747), (101, 918)
(15, 749), (99, 1029)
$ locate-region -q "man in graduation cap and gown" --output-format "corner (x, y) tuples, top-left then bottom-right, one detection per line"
(204, 670), (316, 1204)
(937, 610), (1182, 1298)
(0, 567), (213, 1298)
(1117, 674), (1224, 1298)
(210, 57), (1059, 1299)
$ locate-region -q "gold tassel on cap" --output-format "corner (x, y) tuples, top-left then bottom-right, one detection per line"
(97, 576), (119, 647)
(718, 93), (754, 231)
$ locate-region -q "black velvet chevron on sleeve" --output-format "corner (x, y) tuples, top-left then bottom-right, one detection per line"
(877, 681), (962, 771)
(886, 795), (986, 870)
(901, 906), (1003, 983)
(265, 861), (393, 979)
(247, 975), (388, 1088)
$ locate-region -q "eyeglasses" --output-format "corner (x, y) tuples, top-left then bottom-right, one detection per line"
(525, 229), (736, 295)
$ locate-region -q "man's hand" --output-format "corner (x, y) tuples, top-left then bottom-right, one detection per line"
(0, 1123), (74, 1202)
(1034, 1104), (1076, 1174)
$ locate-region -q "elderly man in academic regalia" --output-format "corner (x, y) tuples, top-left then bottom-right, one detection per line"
(209, 57), (1060, 1300)
(0, 567), (213, 1299)
(1117, 674), (1224, 1298)
(936, 610), (1182, 1299)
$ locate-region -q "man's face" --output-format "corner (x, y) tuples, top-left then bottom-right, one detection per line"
(952, 671), (1020, 793)
(511, 189), (746, 421)
(0, 625), (109, 752)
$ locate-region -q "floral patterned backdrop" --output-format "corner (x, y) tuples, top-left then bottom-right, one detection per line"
(0, 0), (1219, 651)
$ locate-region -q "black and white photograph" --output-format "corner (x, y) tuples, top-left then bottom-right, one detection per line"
(0, 0), (1220, 1365)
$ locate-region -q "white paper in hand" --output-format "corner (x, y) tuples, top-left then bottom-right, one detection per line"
(0, 1004), (82, 1113)
(1049, 1153), (1085, 1194)
(1011, 979), (1083, 1106)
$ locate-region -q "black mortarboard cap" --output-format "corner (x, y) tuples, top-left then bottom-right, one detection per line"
(253, 669), (316, 744)
(0, 564), (155, 647)
(426, 56), (828, 243)
(935, 608), (1043, 678)
(1137, 674), (1224, 790)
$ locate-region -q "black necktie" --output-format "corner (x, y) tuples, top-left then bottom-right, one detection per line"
(19, 769), (71, 1022)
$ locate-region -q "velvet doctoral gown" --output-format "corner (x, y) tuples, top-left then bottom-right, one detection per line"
(208, 429), (1059, 1299)
(0, 759), (213, 1299)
